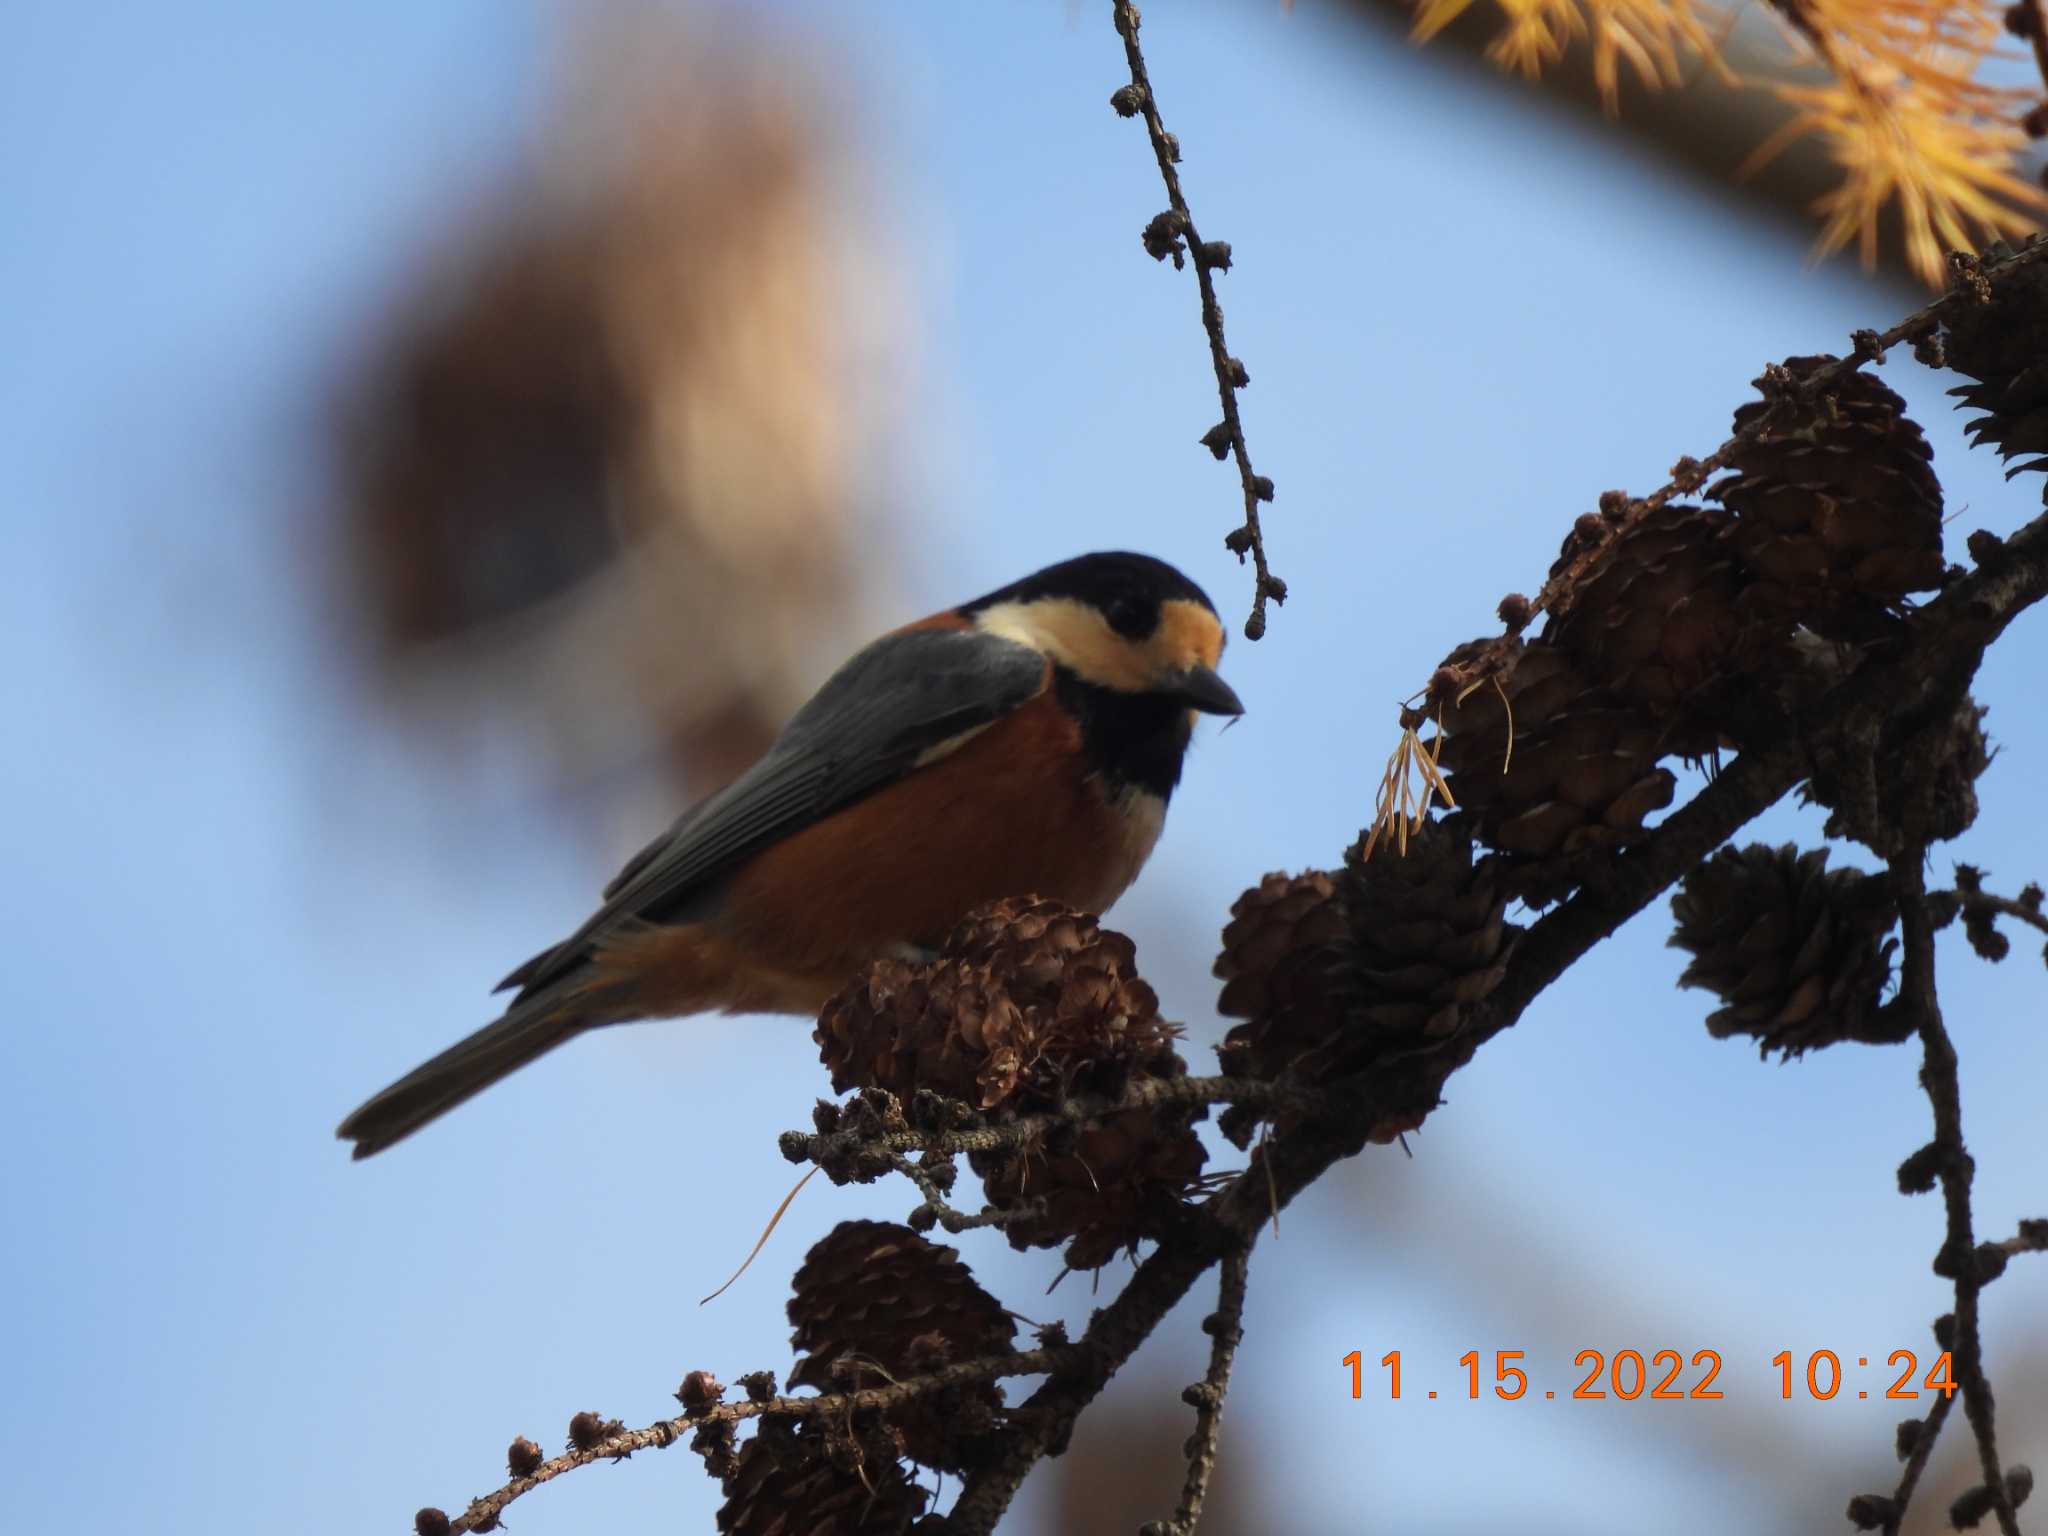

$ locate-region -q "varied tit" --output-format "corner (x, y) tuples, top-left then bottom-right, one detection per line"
(338, 550), (1243, 1159)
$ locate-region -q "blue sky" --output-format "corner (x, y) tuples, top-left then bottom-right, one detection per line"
(4, 2), (2043, 1532)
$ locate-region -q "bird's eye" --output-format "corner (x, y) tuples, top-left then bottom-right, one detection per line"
(1104, 596), (1151, 638)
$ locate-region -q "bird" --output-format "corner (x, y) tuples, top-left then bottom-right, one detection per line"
(337, 550), (1243, 1158)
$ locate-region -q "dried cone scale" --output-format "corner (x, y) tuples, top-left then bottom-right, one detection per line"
(1425, 638), (1674, 906)
(816, 898), (1206, 1269)
(786, 1221), (1015, 1471)
(1941, 240), (2048, 484)
(1709, 357), (1944, 637)
(1214, 819), (1511, 1147)
(1668, 843), (1907, 1056)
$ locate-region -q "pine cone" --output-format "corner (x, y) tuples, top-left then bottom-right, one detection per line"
(1213, 871), (1347, 1020)
(1214, 820), (1511, 1148)
(818, 899), (1179, 1112)
(1710, 357), (1945, 637)
(716, 1424), (927, 1536)
(1941, 239), (2048, 484)
(816, 898), (1206, 1269)
(786, 1221), (1014, 1470)
(1542, 501), (1750, 756)
(1669, 843), (1907, 1056)
(971, 1104), (1207, 1270)
(1427, 639), (1674, 905)
(1801, 694), (1991, 853)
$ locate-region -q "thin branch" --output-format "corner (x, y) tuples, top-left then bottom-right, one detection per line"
(1960, 889), (2048, 939)
(1143, 1244), (1251, 1536)
(1984, 1220), (2048, 1259)
(1879, 1385), (1958, 1535)
(778, 1075), (1340, 1170)
(1108, 0), (1285, 639)
(442, 1346), (1078, 1534)
(1887, 852), (2021, 1536)
(886, 1151), (1046, 1235)
(2020, 1), (2048, 116)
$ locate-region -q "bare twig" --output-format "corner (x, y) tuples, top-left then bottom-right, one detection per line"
(1876, 1385), (1958, 1534)
(441, 1346), (1077, 1534)
(778, 1074), (1340, 1171)
(2019, 1), (2048, 118)
(1984, 1219), (2048, 1259)
(1143, 1245), (1250, 1536)
(1107, 0), (1285, 639)
(886, 1151), (1046, 1235)
(1885, 853), (2020, 1536)
(1959, 889), (2048, 939)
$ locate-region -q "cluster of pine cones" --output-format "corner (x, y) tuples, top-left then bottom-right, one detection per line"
(1212, 238), (2048, 1093)
(816, 898), (1206, 1270)
(740, 257), (2048, 1523)
(715, 1221), (1012, 1536)
(1421, 354), (1955, 907)
(1212, 818), (1511, 1146)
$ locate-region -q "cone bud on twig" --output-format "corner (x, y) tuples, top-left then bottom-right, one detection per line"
(676, 1371), (725, 1416)
(1894, 1417), (1923, 1459)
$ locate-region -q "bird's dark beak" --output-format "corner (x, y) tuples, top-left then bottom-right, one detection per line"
(1163, 664), (1245, 716)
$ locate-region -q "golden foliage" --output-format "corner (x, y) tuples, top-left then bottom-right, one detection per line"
(1415, 0), (1732, 107)
(1407, 0), (2046, 284)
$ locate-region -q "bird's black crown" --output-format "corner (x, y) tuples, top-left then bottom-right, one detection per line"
(959, 551), (1218, 639)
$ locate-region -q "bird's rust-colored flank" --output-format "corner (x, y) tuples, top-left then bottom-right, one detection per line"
(589, 685), (1167, 1018)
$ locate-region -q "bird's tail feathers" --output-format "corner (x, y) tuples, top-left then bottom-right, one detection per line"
(337, 982), (623, 1160)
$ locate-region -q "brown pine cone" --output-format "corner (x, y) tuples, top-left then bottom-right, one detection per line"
(716, 1424), (928, 1536)
(1427, 639), (1674, 906)
(786, 1221), (1014, 1471)
(1710, 357), (1945, 637)
(1213, 871), (1347, 1020)
(1801, 694), (1991, 853)
(1669, 843), (1907, 1056)
(816, 898), (1206, 1269)
(1215, 820), (1511, 1148)
(1941, 240), (2048, 485)
(1542, 501), (1750, 756)
(818, 899), (1180, 1112)
(972, 1104), (1208, 1270)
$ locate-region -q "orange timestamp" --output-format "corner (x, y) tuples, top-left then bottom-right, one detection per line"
(1344, 1349), (1960, 1402)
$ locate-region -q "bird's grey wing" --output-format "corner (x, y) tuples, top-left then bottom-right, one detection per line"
(495, 625), (1046, 999)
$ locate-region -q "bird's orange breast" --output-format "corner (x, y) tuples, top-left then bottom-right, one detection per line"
(590, 686), (1167, 1018)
